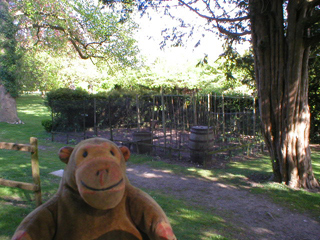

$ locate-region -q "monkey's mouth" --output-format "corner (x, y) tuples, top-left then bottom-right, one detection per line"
(81, 178), (124, 192)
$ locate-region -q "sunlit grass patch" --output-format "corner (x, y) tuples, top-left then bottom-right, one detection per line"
(311, 151), (320, 180)
(0, 204), (33, 240)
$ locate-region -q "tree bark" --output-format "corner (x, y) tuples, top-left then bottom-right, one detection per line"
(250, 0), (319, 188)
(0, 85), (22, 124)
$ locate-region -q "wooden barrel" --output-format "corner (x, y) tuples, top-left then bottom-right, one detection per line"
(188, 126), (214, 164)
(132, 131), (152, 154)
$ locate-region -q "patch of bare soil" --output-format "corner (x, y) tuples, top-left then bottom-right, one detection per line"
(126, 162), (320, 240)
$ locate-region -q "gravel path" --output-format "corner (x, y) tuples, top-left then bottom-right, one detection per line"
(126, 163), (320, 240)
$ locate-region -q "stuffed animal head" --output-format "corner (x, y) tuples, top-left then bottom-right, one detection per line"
(58, 138), (130, 210)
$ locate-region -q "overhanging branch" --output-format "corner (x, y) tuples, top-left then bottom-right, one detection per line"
(31, 23), (109, 60)
(32, 23), (65, 32)
(217, 25), (251, 37)
(178, 0), (250, 37)
(68, 38), (90, 59)
(178, 0), (250, 22)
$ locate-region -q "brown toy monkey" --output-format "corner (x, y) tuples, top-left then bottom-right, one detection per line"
(12, 138), (176, 240)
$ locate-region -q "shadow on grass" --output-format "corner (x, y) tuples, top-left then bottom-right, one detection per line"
(0, 187), (231, 240)
(147, 191), (231, 240)
(0, 201), (33, 240)
(252, 182), (320, 217)
(130, 153), (320, 221)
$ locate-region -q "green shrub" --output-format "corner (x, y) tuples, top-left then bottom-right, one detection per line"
(41, 119), (53, 132)
(45, 88), (91, 132)
(46, 88), (89, 102)
(45, 88), (143, 132)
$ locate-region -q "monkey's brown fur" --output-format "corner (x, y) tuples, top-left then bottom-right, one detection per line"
(12, 138), (176, 240)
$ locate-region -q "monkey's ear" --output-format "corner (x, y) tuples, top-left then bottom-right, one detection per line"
(120, 146), (130, 162)
(59, 147), (74, 164)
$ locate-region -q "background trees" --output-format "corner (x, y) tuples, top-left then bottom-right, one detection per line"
(0, 0), (138, 123)
(309, 45), (320, 143)
(158, 0), (320, 189)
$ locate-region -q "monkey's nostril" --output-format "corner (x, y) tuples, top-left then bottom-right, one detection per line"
(96, 170), (108, 176)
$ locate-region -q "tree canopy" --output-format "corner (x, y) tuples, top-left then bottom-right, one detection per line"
(0, 0), (140, 124)
(12, 0), (139, 67)
(1, 0), (139, 97)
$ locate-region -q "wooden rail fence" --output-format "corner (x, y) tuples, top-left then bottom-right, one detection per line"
(0, 137), (42, 206)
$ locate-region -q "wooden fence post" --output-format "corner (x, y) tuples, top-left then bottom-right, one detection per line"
(0, 137), (42, 207)
(30, 137), (42, 206)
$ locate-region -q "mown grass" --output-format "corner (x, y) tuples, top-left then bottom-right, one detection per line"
(1, 95), (319, 240)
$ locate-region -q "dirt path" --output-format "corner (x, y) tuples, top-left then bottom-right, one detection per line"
(126, 163), (320, 240)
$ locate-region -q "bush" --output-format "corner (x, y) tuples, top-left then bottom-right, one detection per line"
(45, 88), (143, 132)
(45, 88), (91, 132)
(45, 88), (89, 105)
(41, 119), (53, 132)
(88, 90), (140, 129)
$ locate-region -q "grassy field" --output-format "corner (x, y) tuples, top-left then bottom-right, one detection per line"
(0, 95), (319, 240)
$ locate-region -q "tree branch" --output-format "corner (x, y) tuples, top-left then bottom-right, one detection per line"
(178, 0), (250, 37)
(32, 23), (65, 32)
(32, 23), (109, 60)
(84, 36), (110, 48)
(178, 0), (250, 22)
(68, 37), (90, 59)
(68, 35), (107, 60)
(217, 25), (251, 37)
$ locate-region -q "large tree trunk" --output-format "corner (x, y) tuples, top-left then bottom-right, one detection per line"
(250, 0), (319, 188)
(0, 85), (22, 124)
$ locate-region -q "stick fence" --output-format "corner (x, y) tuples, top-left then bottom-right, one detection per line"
(49, 93), (262, 164)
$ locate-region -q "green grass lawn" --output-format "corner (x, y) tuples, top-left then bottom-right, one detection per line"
(0, 95), (319, 240)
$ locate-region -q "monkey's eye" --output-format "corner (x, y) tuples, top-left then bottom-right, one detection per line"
(83, 151), (88, 158)
(110, 150), (115, 156)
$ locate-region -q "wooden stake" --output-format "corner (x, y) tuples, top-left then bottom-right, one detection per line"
(136, 95), (141, 131)
(161, 88), (166, 152)
(30, 137), (42, 206)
